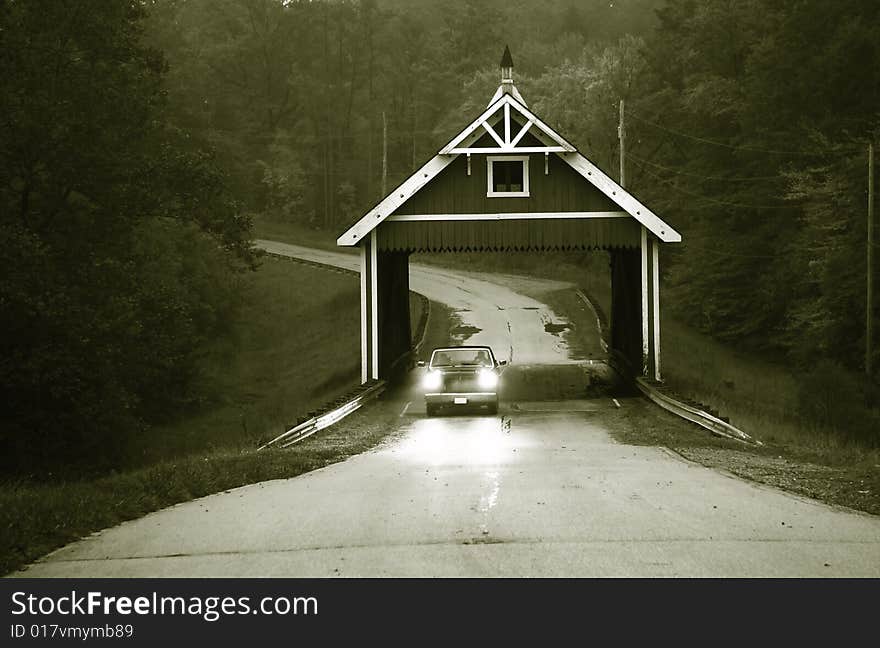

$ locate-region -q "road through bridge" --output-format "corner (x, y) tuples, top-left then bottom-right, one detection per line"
(11, 241), (880, 578)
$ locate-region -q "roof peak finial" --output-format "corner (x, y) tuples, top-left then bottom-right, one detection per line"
(489, 45), (526, 107)
(500, 45), (514, 82)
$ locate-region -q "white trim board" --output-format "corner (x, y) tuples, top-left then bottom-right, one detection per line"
(386, 211), (628, 222)
(450, 146), (567, 154)
(369, 229), (378, 380)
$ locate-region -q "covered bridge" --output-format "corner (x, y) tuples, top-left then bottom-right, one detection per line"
(338, 48), (681, 383)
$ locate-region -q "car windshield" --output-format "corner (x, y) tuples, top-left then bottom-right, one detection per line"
(431, 349), (493, 367)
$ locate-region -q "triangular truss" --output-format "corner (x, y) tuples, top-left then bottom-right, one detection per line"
(439, 93), (576, 155)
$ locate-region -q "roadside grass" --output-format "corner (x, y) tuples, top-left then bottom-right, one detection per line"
(2, 255), (430, 576)
(659, 315), (880, 465)
(252, 216), (343, 252)
(606, 397), (880, 516)
(126, 255), (362, 466)
(3, 401), (409, 576)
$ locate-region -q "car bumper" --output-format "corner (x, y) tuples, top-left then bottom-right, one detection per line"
(425, 392), (498, 406)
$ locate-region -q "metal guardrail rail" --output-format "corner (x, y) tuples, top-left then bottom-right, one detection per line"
(255, 246), (433, 451)
(574, 289), (761, 446)
(635, 377), (762, 446)
(258, 380), (387, 451)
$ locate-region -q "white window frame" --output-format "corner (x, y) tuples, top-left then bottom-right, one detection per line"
(487, 155), (529, 198)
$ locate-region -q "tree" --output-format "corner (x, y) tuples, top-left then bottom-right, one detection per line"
(0, 0), (250, 471)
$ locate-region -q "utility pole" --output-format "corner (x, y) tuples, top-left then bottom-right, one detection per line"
(382, 111), (388, 197)
(868, 141), (875, 377)
(618, 99), (626, 188)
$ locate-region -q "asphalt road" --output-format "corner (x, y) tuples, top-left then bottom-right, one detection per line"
(12, 241), (880, 577)
(256, 240), (584, 364)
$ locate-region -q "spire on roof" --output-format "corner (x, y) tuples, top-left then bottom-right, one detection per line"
(500, 45), (514, 71)
(489, 46), (527, 107)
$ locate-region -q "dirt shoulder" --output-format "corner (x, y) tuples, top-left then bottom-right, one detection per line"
(605, 397), (880, 516)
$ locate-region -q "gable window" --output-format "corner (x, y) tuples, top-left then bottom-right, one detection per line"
(487, 155), (529, 197)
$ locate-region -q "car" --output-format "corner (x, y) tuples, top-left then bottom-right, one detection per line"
(418, 345), (506, 416)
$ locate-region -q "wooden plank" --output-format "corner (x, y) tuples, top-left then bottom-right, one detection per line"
(640, 226), (649, 376)
(559, 151), (682, 243)
(652, 237), (661, 381)
(482, 121), (506, 148)
(440, 97), (506, 154)
(360, 244), (368, 384)
(376, 217), (640, 252)
(370, 230), (379, 380)
(386, 211), (628, 222)
(449, 146), (567, 154)
(338, 125), (486, 245)
(510, 120), (533, 147)
(506, 95), (577, 152)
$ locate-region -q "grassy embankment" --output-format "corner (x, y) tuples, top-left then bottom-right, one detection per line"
(2, 252), (428, 575)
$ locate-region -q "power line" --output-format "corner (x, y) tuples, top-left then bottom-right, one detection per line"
(671, 241), (784, 260)
(634, 162), (796, 210)
(627, 110), (861, 157)
(627, 152), (784, 182)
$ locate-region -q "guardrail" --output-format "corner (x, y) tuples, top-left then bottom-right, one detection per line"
(257, 380), (387, 451)
(261, 250), (357, 276)
(573, 289), (761, 446)
(635, 377), (762, 446)
(255, 246), (433, 450)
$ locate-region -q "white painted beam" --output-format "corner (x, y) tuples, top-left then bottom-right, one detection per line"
(360, 244), (368, 384)
(641, 226), (649, 376)
(386, 211), (629, 222)
(370, 231), (379, 380)
(652, 238), (661, 382)
(448, 146), (567, 154)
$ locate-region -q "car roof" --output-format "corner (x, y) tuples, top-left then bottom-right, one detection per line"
(431, 346), (493, 352)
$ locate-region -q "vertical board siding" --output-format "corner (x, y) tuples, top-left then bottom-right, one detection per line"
(376, 217), (640, 252)
(393, 149), (620, 216)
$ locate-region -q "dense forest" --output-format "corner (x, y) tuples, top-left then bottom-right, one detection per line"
(144, 0), (879, 374)
(1, 0), (878, 469)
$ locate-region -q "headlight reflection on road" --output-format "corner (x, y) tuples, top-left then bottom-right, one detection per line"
(395, 416), (520, 466)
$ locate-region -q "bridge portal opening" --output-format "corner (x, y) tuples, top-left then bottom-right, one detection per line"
(337, 49), (679, 386)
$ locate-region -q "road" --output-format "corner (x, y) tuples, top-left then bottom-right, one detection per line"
(256, 239), (584, 365)
(11, 241), (880, 577)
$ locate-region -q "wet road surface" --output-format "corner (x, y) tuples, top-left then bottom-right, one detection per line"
(11, 241), (880, 577)
(256, 240), (580, 364)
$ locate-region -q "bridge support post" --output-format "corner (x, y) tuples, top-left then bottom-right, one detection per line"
(360, 231), (412, 384)
(377, 250), (412, 380)
(610, 247), (642, 373)
(610, 236), (661, 381)
(641, 229), (661, 382)
(361, 231), (379, 382)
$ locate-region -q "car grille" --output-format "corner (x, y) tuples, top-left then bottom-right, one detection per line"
(442, 373), (479, 392)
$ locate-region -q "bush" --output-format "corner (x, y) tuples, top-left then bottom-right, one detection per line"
(796, 359), (880, 446)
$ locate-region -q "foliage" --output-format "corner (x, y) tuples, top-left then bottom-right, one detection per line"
(142, 0), (664, 229)
(4, 0), (878, 471)
(542, 0), (880, 384)
(0, 1), (251, 471)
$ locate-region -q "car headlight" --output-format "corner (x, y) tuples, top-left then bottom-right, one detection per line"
(423, 370), (442, 390)
(478, 369), (498, 389)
